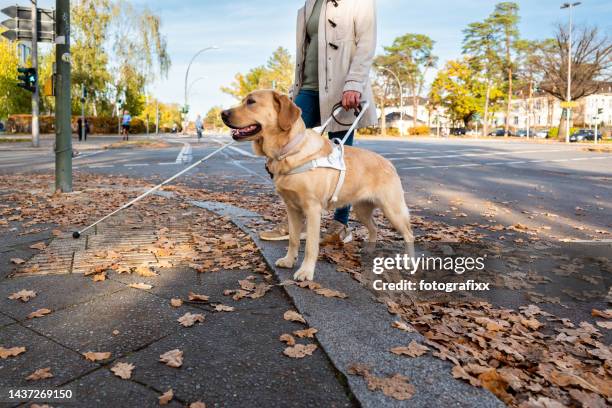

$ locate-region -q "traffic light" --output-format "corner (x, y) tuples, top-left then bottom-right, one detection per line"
(17, 67), (37, 93)
(597, 108), (603, 115)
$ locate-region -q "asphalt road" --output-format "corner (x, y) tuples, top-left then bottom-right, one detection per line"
(2, 134), (609, 241)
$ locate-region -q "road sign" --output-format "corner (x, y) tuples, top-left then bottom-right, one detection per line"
(17, 67), (36, 93)
(1, 6), (54, 43)
(560, 101), (578, 108)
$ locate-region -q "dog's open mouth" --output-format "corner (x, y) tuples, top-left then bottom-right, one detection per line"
(230, 124), (261, 140)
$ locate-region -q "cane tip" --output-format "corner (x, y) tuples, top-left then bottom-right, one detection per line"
(72, 231), (81, 239)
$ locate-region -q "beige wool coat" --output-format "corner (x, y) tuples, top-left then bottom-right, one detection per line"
(293, 0), (378, 132)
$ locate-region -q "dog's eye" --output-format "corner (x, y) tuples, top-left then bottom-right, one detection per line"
(246, 98), (256, 105)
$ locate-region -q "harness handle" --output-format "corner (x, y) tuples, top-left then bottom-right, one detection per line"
(320, 101), (370, 142)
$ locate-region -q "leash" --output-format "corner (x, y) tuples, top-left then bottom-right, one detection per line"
(72, 141), (236, 239)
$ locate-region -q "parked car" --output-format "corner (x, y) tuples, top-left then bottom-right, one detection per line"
(488, 129), (514, 137)
(450, 127), (467, 135)
(516, 129), (536, 137)
(535, 129), (549, 138)
(569, 129), (603, 142)
(0, 121), (4, 132)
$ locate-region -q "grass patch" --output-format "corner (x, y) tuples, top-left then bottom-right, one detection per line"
(105, 139), (171, 149)
(0, 137), (30, 143)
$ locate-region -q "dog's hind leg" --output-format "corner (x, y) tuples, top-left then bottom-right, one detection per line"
(353, 201), (377, 246)
(293, 202), (322, 281)
(378, 192), (415, 259)
(275, 205), (303, 269)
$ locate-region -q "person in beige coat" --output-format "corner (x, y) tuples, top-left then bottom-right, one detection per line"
(260, 0), (378, 243)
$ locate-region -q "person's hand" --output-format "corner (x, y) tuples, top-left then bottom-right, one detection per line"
(342, 91), (361, 110)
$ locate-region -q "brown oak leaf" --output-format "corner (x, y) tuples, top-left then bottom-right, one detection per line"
(178, 312), (205, 327)
(29, 242), (47, 250)
(27, 308), (52, 319)
(83, 351), (111, 362)
(283, 344), (317, 358)
(279, 334), (296, 346)
(159, 389), (173, 405)
(26, 367), (53, 381)
(159, 349), (183, 368)
(0, 346), (26, 359)
(10, 258), (25, 265)
(129, 282), (152, 290)
(111, 362), (134, 379)
(188, 292), (209, 302)
(189, 402), (206, 408)
(8, 289), (37, 302)
(213, 304), (235, 312)
(170, 298), (183, 307)
(293, 328), (318, 338)
(283, 310), (306, 324)
(390, 340), (429, 357)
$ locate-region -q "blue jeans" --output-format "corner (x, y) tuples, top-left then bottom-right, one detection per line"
(294, 89), (353, 225)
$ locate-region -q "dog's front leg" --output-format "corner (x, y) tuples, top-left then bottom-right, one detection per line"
(275, 205), (302, 269)
(293, 204), (321, 281)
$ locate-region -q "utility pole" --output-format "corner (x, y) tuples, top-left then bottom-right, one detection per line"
(55, 0), (72, 192)
(31, 0), (40, 147)
(80, 85), (86, 141)
(561, 2), (581, 143)
(155, 101), (159, 135)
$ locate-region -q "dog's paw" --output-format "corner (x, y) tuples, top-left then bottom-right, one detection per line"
(293, 266), (315, 281)
(275, 256), (296, 269)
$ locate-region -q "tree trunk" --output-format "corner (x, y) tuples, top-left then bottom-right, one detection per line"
(557, 109), (572, 141)
(505, 66), (512, 137)
(483, 81), (491, 137)
(412, 95), (418, 129)
(380, 96), (387, 137)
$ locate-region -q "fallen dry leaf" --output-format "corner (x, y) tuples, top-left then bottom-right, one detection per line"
(10, 258), (25, 265)
(110, 362), (134, 379)
(159, 349), (183, 368)
(135, 264), (157, 277)
(213, 304), (235, 312)
(189, 402), (206, 408)
(595, 321), (612, 330)
(293, 328), (318, 338)
(8, 289), (37, 302)
(392, 321), (415, 332)
(170, 298), (183, 307)
(29, 242), (47, 250)
(479, 369), (512, 405)
(159, 389), (173, 405)
(0, 346), (26, 359)
(279, 334), (296, 346)
(452, 365), (481, 387)
(188, 292), (209, 302)
(26, 367), (53, 381)
(283, 343), (317, 358)
(178, 312), (205, 327)
(83, 351), (111, 362)
(283, 310), (306, 324)
(92, 273), (106, 282)
(591, 309), (612, 319)
(348, 364), (415, 401)
(314, 287), (348, 298)
(390, 340), (429, 358)
(129, 282), (152, 290)
(27, 308), (51, 319)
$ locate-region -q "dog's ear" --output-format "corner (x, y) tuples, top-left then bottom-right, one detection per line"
(273, 92), (301, 131)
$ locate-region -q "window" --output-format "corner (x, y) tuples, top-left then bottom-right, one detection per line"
(514, 116), (519, 125)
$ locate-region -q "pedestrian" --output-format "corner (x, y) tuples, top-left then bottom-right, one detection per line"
(77, 118), (83, 142)
(260, 0), (378, 244)
(84, 119), (90, 141)
(195, 114), (203, 141)
(121, 110), (131, 141)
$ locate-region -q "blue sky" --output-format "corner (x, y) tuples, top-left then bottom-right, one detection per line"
(6, 0), (612, 117)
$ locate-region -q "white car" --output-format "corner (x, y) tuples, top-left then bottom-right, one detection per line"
(534, 129), (549, 138)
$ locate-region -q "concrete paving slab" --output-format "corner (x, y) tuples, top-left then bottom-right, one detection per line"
(0, 324), (96, 390)
(118, 303), (354, 407)
(0, 312), (16, 327)
(194, 200), (504, 408)
(23, 288), (204, 358)
(0, 274), (125, 321)
(62, 367), (183, 408)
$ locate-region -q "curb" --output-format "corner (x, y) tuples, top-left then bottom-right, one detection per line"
(187, 199), (504, 408)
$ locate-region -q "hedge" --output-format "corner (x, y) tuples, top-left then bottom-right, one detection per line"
(5, 115), (151, 134)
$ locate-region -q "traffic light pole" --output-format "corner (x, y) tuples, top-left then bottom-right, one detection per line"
(55, 0), (72, 192)
(31, 0), (40, 148)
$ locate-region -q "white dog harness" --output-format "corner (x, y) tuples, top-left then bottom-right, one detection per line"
(279, 102), (370, 206)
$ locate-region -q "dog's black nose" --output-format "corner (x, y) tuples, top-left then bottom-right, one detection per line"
(221, 109), (231, 123)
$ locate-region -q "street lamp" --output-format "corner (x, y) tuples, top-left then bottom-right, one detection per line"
(561, 2), (581, 143)
(187, 76), (208, 101)
(376, 66), (404, 137)
(184, 46), (219, 114)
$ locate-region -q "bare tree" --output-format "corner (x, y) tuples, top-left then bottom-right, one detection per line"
(534, 25), (612, 139)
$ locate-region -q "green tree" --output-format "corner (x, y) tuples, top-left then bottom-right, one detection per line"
(71, 0), (113, 116)
(110, 0), (171, 116)
(0, 36), (31, 119)
(379, 34), (437, 127)
(204, 106), (226, 129)
(489, 2), (520, 136)
(221, 47), (294, 99)
(429, 59), (502, 126)
(462, 19), (504, 135)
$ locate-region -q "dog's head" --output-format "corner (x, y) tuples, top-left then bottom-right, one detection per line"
(221, 90), (301, 142)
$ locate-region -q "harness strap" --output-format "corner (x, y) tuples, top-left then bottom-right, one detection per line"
(277, 131), (306, 160)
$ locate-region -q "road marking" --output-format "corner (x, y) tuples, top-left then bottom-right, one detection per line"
(74, 151), (105, 159)
(393, 148), (569, 160)
(88, 164), (113, 169)
(209, 137), (258, 158)
(124, 163), (149, 167)
(157, 162), (178, 165)
(401, 155), (611, 170)
(175, 142), (193, 164)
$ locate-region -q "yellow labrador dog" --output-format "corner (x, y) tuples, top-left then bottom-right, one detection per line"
(221, 90), (414, 281)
